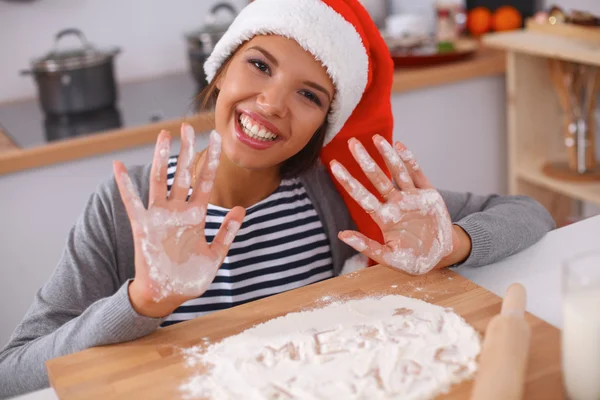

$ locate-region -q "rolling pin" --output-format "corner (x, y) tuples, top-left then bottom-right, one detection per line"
(470, 283), (531, 400)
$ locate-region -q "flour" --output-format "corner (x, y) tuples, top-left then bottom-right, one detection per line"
(343, 235), (368, 252)
(117, 129), (230, 302)
(179, 295), (480, 399)
(352, 140), (394, 195)
(224, 221), (241, 246)
(380, 190), (453, 275)
(331, 162), (381, 212)
(155, 134), (171, 183)
(176, 124), (196, 189)
(339, 189), (453, 276)
(376, 138), (402, 167)
(397, 148), (420, 171)
(354, 141), (377, 172)
(200, 131), (222, 193)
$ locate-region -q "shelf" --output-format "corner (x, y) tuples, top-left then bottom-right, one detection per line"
(517, 156), (600, 205)
(483, 30), (600, 67)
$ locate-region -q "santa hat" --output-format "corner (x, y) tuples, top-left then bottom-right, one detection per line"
(205, 0), (394, 251)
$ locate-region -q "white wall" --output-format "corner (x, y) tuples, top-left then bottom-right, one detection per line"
(0, 0), (248, 103)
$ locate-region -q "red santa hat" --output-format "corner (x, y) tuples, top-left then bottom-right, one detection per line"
(205, 0), (394, 250)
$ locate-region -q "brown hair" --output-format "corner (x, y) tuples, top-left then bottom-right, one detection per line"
(197, 55), (329, 179)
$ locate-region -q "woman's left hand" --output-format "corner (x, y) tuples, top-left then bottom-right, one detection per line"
(330, 135), (471, 275)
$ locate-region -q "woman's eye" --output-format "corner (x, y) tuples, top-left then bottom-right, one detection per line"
(300, 90), (322, 107)
(250, 59), (270, 74)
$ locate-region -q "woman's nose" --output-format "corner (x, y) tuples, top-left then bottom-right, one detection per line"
(256, 84), (289, 118)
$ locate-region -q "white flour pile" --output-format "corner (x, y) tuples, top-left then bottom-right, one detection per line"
(179, 295), (481, 399)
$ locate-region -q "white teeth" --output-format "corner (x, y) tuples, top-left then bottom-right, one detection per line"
(238, 114), (278, 142)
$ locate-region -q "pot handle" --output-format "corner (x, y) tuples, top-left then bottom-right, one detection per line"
(52, 28), (93, 54)
(205, 2), (237, 25)
(20, 69), (33, 76)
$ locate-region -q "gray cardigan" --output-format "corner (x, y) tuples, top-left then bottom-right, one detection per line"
(0, 162), (555, 398)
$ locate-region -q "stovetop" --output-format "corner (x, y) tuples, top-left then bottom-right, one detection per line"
(0, 72), (203, 149)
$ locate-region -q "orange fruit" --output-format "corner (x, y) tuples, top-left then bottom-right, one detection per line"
(467, 7), (493, 36)
(492, 6), (523, 31)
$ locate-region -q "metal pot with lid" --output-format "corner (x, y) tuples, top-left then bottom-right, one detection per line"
(21, 28), (121, 115)
(185, 2), (238, 91)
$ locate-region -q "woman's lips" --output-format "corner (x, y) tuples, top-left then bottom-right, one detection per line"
(234, 112), (282, 150)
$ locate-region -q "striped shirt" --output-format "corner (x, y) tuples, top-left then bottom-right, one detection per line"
(161, 156), (334, 326)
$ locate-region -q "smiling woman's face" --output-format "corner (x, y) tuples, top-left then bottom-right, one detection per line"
(214, 35), (335, 172)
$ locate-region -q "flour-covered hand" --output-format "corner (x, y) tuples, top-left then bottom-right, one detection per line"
(113, 125), (245, 317)
(330, 136), (457, 275)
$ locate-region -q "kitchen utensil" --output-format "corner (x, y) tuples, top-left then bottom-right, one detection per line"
(185, 2), (238, 91)
(21, 28), (120, 115)
(470, 283), (530, 400)
(46, 267), (563, 399)
(562, 252), (600, 400)
(544, 59), (600, 181)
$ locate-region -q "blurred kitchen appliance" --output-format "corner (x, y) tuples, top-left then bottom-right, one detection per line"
(185, 2), (238, 92)
(358, 0), (389, 28)
(21, 28), (121, 115)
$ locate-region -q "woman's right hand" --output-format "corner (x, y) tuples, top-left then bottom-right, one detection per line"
(113, 124), (245, 318)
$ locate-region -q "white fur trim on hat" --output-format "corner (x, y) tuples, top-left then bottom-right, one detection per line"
(204, 0), (369, 145)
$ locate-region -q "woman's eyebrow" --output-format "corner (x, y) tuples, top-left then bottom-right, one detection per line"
(303, 81), (332, 102)
(246, 46), (279, 67)
(247, 46), (332, 101)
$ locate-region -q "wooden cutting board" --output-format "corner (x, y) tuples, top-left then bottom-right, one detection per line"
(46, 266), (564, 399)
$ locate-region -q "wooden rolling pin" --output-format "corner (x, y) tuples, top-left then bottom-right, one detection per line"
(470, 283), (531, 400)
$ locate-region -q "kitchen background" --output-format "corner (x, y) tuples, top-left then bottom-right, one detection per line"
(1, 0), (599, 347)
(3, 0), (600, 102)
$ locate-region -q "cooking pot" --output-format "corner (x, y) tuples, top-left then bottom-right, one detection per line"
(358, 0), (389, 28)
(21, 28), (121, 115)
(185, 2), (238, 91)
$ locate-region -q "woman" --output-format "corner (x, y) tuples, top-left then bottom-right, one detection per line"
(0, 0), (554, 397)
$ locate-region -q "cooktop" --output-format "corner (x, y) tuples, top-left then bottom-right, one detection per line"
(0, 72), (203, 149)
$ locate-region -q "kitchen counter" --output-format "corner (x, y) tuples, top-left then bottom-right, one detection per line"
(12, 213), (598, 400)
(0, 48), (505, 176)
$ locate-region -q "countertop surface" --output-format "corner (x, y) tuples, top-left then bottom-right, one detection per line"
(0, 47), (506, 177)
(45, 266), (561, 399)
(13, 213), (598, 400)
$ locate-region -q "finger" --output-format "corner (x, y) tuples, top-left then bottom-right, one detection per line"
(330, 160), (382, 214)
(210, 206), (246, 261)
(348, 138), (395, 198)
(394, 142), (433, 189)
(189, 131), (222, 208)
(113, 161), (145, 233)
(170, 124), (196, 201)
(148, 130), (171, 207)
(338, 230), (387, 266)
(373, 135), (415, 191)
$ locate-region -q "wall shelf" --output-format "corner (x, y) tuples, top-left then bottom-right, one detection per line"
(483, 29), (600, 225)
(517, 156), (600, 206)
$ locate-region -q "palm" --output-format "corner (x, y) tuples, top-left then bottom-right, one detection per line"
(330, 136), (454, 275)
(114, 126), (245, 303)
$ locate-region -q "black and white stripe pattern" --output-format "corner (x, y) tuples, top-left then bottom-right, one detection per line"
(161, 156), (334, 326)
